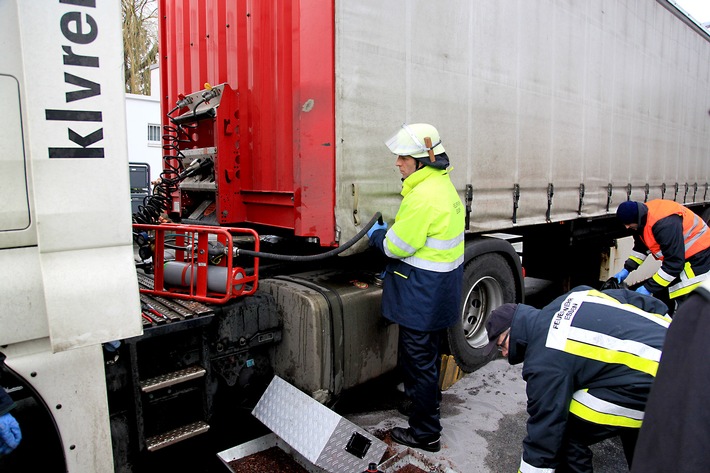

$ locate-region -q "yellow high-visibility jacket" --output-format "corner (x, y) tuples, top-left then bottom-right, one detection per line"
(369, 165), (464, 331)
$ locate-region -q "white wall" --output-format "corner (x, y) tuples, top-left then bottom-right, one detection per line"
(125, 65), (162, 186)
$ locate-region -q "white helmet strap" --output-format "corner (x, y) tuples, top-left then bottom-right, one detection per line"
(401, 124), (441, 162)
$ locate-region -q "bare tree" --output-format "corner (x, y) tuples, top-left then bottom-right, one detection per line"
(123, 0), (158, 95)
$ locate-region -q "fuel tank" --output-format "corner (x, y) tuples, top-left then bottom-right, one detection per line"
(260, 269), (397, 403)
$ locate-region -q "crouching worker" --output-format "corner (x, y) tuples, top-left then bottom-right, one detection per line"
(485, 286), (669, 472)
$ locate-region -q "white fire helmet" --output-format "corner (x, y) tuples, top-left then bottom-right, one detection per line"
(385, 123), (445, 158)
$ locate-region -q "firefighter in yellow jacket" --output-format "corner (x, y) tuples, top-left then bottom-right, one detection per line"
(614, 199), (710, 303)
(367, 123), (464, 452)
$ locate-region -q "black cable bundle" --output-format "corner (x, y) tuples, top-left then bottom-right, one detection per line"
(132, 120), (195, 226)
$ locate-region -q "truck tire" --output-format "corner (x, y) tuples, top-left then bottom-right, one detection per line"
(447, 253), (516, 372)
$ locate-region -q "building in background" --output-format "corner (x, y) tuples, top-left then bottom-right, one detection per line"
(125, 64), (162, 188)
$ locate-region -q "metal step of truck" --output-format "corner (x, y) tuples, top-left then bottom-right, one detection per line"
(146, 421), (210, 452)
(140, 366), (206, 393)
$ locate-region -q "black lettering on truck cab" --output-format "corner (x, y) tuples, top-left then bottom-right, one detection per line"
(46, 0), (103, 159)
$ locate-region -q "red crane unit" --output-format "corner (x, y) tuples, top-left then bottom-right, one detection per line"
(158, 0), (337, 246)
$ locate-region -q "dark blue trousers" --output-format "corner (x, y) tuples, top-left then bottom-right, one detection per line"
(558, 415), (638, 472)
(398, 326), (444, 439)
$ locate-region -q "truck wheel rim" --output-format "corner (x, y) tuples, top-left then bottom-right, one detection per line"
(461, 275), (505, 348)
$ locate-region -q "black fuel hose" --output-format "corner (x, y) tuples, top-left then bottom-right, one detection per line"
(235, 212), (383, 262)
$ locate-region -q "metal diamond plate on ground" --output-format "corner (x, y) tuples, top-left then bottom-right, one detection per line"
(252, 376), (341, 464)
(315, 418), (387, 473)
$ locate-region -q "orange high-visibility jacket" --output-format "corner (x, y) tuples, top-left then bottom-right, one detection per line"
(642, 200), (710, 261)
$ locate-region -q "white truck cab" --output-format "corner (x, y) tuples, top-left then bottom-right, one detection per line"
(0, 1), (141, 470)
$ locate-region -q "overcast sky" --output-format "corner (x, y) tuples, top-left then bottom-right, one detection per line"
(674, 0), (710, 24)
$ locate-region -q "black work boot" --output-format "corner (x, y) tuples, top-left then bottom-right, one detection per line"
(390, 427), (441, 453)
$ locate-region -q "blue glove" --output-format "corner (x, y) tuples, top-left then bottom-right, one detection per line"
(614, 268), (630, 283)
(0, 413), (21, 456)
(636, 286), (652, 296)
(367, 220), (388, 239)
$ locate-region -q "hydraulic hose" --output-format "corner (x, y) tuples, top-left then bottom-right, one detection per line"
(235, 212), (383, 262)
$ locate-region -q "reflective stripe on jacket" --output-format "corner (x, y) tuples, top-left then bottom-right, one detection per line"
(518, 460), (554, 473)
(509, 287), (669, 471)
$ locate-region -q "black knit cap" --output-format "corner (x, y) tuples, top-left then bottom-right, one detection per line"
(483, 303), (517, 355)
(616, 201), (639, 225)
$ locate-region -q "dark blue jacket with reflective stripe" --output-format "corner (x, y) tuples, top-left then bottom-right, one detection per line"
(368, 252), (463, 332)
(508, 286), (669, 470)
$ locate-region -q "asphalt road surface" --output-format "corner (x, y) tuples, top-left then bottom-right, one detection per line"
(344, 357), (629, 473)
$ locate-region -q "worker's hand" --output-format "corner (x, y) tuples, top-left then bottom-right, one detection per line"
(367, 221), (388, 239)
(636, 285), (652, 296)
(614, 268), (630, 283)
(0, 413), (21, 456)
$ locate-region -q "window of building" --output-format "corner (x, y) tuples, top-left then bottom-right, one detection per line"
(147, 123), (161, 144)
